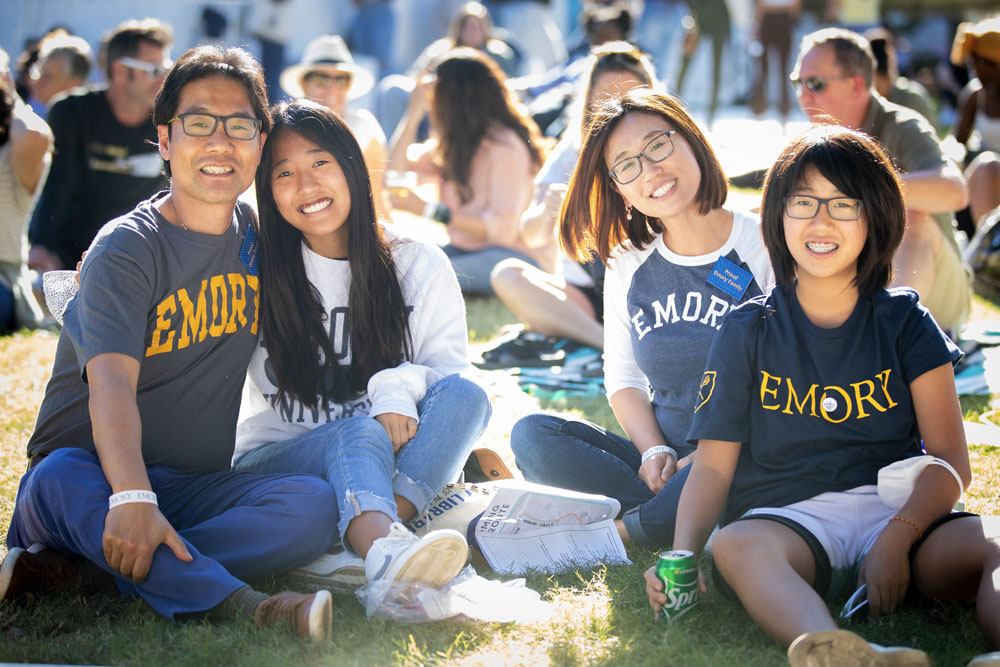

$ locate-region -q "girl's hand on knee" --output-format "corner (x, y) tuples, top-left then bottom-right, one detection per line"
(376, 412), (418, 452)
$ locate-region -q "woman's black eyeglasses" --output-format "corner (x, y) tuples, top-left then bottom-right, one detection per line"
(609, 131), (676, 185)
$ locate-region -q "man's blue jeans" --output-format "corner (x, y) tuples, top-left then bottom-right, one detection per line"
(510, 413), (692, 547)
(233, 374), (491, 551)
(7, 447), (338, 619)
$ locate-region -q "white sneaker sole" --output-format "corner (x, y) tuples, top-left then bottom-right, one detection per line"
(289, 552), (367, 592)
(308, 590), (333, 641)
(788, 629), (931, 667)
(0, 547), (26, 601)
(376, 530), (469, 588)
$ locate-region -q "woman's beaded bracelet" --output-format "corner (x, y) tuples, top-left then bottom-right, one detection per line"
(889, 515), (923, 539)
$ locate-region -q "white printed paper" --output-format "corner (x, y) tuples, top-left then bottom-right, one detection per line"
(473, 481), (631, 575)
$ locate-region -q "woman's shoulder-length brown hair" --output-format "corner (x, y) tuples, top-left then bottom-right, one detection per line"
(760, 125), (904, 294)
(559, 89), (727, 265)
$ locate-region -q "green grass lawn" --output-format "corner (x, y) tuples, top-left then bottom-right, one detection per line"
(1, 296), (998, 666)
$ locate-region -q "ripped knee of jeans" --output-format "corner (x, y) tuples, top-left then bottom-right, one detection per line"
(392, 470), (433, 516)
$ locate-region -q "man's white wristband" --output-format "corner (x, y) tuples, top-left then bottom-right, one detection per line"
(108, 490), (158, 510)
(640, 445), (678, 465)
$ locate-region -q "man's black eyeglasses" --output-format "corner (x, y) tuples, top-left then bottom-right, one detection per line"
(167, 113), (263, 141)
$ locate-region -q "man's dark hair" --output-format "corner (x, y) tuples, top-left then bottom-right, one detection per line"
(152, 46), (270, 177)
(102, 18), (173, 79)
(761, 125), (904, 294)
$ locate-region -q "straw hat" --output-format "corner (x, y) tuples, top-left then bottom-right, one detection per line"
(280, 35), (375, 100)
(951, 17), (1000, 67)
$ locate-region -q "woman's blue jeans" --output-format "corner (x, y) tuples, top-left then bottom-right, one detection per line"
(233, 374), (491, 551)
(510, 413), (691, 547)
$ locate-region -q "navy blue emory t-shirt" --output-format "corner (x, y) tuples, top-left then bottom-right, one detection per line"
(686, 285), (962, 525)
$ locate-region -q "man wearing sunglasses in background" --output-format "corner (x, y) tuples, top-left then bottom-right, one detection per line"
(27, 18), (173, 274)
(791, 27), (972, 333)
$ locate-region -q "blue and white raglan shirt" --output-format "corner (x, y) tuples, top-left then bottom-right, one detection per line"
(686, 285), (963, 525)
(603, 211), (773, 454)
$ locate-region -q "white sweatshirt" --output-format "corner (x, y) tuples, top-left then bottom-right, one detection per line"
(233, 234), (470, 459)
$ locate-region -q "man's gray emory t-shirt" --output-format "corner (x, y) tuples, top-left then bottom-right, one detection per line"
(27, 193), (260, 473)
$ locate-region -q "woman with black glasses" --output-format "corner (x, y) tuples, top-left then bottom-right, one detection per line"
(510, 90), (773, 548)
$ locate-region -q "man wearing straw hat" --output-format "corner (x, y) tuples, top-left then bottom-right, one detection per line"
(281, 35), (386, 207)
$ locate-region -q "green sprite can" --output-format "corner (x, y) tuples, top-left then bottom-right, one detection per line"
(656, 550), (699, 622)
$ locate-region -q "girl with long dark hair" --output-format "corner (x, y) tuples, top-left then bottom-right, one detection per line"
(387, 48), (545, 295)
(233, 100), (491, 591)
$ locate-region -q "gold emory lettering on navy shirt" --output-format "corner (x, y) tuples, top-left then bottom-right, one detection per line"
(758, 370), (898, 423)
(145, 273), (259, 356)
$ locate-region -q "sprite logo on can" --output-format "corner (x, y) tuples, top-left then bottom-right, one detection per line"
(656, 550), (699, 622)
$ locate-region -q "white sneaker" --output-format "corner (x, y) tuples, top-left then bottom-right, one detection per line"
(969, 652), (1000, 667)
(289, 549), (366, 592)
(788, 629), (931, 667)
(364, 523), (468, 588)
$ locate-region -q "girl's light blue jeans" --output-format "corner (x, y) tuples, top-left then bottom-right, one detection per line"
(233, 374), (491, 551)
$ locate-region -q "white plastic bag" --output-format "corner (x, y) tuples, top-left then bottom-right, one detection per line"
(355, 565), (553, 624)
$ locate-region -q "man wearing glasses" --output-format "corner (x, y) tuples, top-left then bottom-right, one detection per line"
(28, 18), (173, 274)
(3, 46), (338, 639)
(790, 27), (972, 332)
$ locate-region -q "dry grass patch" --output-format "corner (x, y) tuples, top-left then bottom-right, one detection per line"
(968, 445), (1000, 515)
(0, 329), (57, 546)
(431, 571), (618, 667)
